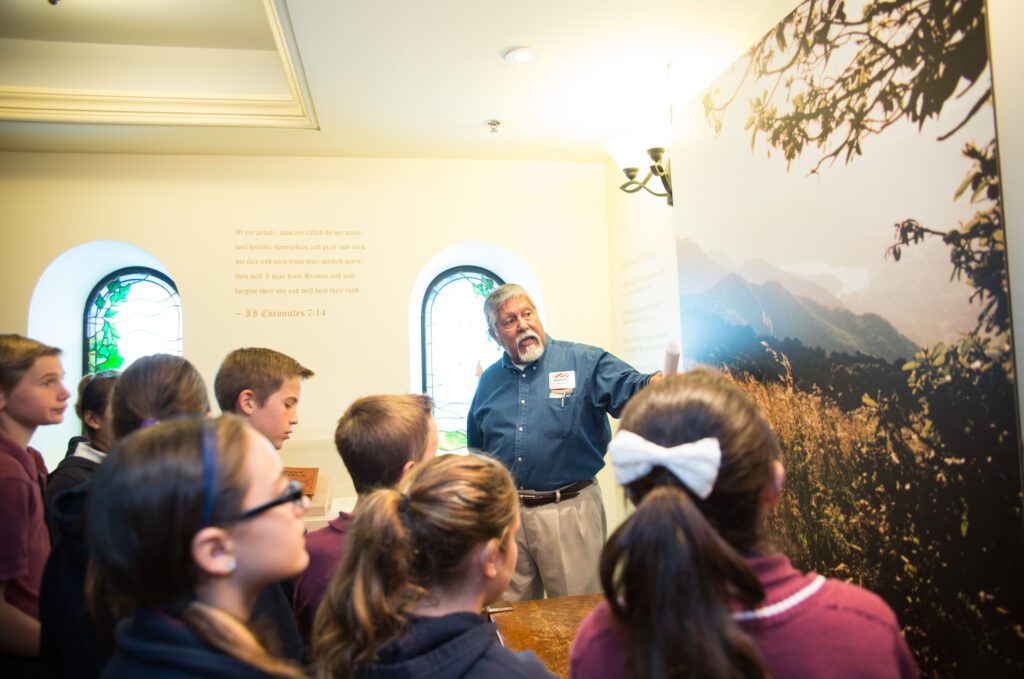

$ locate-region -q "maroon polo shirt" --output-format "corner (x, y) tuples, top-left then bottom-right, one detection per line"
(293, 511), (355, 643)
(569, 553), (918, 679)
(0, 436), (51, 619)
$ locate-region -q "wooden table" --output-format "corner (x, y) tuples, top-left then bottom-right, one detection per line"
(487, 594), (604, 678)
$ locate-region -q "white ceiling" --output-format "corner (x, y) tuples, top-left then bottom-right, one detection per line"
(0, 0), (797, 161)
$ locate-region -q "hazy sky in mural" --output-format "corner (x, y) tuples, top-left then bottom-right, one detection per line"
(673, 58), (996, 345)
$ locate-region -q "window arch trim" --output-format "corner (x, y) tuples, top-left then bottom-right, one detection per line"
(420, 265), (504, 394)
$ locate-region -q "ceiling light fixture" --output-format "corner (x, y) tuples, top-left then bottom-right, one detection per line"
(502, 47), (536, 63)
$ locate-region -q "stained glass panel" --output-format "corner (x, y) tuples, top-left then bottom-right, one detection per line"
(422, 267), (503, 454)
(84, 268), (182, 373)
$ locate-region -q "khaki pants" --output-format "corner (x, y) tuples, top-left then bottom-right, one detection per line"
(506, 481), (607, 601)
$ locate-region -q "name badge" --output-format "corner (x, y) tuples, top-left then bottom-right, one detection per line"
(549, 371), (576, 391)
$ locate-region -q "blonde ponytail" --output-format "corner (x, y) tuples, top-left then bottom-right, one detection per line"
(314, 454), (517, 679)
(313, 489), (417, 678)
(183, 601), (306, 679)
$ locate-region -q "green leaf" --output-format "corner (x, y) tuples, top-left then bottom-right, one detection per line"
(438, 430), (467, 451)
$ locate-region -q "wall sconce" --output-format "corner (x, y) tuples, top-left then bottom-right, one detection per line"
(605, 139), (673, 206)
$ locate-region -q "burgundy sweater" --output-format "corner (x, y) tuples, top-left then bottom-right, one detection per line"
(292, 510), (355, 644)
(0, 436), (50, 620)
(569, 553), (918, 679)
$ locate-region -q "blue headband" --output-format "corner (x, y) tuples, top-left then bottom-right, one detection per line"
(199, 420), (218, 527)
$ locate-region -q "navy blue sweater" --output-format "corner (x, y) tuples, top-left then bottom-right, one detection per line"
(357, 612), (555, 679)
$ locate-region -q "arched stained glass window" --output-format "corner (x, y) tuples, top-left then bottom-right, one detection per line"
(84, 267), (183, 373)
(421, 266), (504, 454)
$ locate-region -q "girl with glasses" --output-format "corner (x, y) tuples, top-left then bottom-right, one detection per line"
(88, 415), (308, 678)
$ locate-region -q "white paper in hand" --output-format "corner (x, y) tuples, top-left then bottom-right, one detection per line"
(663, 341), (680, 376)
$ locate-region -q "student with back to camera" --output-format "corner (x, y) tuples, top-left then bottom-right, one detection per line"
(40, 354), (212, 678)
(88, 415), (309, 678)
(569, 370), (918, 679)
(313, 454), (557, 679)
(293, 394), (438, 646)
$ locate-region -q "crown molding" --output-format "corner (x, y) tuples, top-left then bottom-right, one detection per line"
(0, 0), (318, 129)
(0, 87), (315, 127)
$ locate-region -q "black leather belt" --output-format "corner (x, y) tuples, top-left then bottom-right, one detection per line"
(518, 478), (595, 507)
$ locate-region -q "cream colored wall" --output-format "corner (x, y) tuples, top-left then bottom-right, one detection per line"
(601, 161), (680, 533)
(0, 153), (611, 495)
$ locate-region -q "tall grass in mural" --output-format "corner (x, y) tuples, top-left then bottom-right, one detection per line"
(681, 0), (1023, 674)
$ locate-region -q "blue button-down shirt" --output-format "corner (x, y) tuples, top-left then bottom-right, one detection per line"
(467, 336), (654, 491)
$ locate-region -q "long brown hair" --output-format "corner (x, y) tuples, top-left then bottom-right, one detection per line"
(602, 370), (780, 678)
(110, 353), (209, 439)
(313, 454), (517, 679)
(87, 416), (303, 678)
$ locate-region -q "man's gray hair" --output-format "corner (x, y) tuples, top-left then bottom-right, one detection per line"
(484, 283), (536, 331)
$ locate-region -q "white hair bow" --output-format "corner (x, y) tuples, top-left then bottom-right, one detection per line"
(608, 431), (722, 499)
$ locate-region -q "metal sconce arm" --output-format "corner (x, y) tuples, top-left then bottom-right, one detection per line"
(618, 147), (673, 206)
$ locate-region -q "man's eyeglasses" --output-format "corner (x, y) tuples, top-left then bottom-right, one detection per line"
(232, 480), (305, 521)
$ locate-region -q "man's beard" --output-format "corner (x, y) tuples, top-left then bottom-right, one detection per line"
(516, 330), (544, 363)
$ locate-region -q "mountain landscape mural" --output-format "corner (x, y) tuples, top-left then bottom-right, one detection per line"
(671, 1), (1023, 675)
(680, 244), (918, 362)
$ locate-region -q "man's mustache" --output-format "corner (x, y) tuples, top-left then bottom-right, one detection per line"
(517, 330), (540, 344)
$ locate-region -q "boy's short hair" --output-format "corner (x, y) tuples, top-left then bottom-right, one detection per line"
(0, 334), (61, 392)
(335, 394), (434, 495)
(213, 347), (314, 413)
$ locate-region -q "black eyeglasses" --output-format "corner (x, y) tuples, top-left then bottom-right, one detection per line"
(231, 480), (305, 521)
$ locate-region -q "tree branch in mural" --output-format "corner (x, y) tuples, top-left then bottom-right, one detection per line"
(700, 0), (1022, 674)
(703, 0), (990, 172)
(887, 141), (1007, 339)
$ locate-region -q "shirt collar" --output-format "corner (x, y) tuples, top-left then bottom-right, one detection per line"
(745, 553), (819, 600)
(73, 440), (106, 464)
(329, 510), (356, 533)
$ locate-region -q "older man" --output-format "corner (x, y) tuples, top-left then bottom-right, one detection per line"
(467, 283), (660, 600)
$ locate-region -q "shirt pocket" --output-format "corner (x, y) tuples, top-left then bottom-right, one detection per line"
(542, 390), (576, 439)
